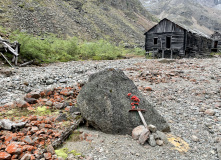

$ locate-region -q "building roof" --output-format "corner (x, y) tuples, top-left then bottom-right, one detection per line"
(145, 18), (211, 39)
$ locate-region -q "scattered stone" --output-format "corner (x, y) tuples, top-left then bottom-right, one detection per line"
(148, 135), (156, 147)
(191, 135), (199, 142)
(0, 119), (26, 130)
(24, 97), (38, 104)
(132, 125), (146, 140)
(148, 124), (157, 133)
(20, 153), (31, 160)
(55, 113), (68, 122)
(70, 106), (81, 113)
(138, 128), (150, 145)
(156, 139), (164, 146)
(46, 79), (54, 85)
(54, 103), (65, 109)
(156, 131), (168, 144)
(59, 79), (68, 83)
(144, 87), (152, 91)
(77, 68), (170, 134)
(46, 145), (55, 154)
(204, 109), (215, 116)
(16, 100), (30, 108)
(29, 92), (41, 99)
(45, 101), (53, 106)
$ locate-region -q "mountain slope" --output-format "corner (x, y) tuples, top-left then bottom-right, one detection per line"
(0, 0), (156, 46)
(140, 0), (221, 35)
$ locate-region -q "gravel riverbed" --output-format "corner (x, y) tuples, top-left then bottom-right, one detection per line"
(0, 57), (221, 160)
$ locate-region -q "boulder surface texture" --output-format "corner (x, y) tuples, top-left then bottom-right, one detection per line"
(77, 68), (170, 134)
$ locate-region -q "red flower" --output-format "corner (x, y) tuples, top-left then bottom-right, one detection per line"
(131, 102), (135, 106)
(131, 106), (136, 109)
(131, 96), (137, 100)
(135, 103), (139, 105)
(127, 93), (132, 97)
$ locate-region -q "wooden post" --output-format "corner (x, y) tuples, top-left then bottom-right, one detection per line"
(170, 50), (173, 59)
(162, 50), (165, 58)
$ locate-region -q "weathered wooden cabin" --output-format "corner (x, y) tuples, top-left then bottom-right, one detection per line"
(211, 31), (221, 52)
(144, 18), (212, 58)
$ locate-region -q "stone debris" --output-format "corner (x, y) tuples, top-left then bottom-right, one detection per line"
(0, 86), (81, 159)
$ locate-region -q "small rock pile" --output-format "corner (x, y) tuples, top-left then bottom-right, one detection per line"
(132, 124), (168, 147)
(0, 86), (82, 159)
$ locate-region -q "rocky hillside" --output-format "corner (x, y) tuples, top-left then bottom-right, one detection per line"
(139, 0), (221, 35)
(0, 0), (156, 47)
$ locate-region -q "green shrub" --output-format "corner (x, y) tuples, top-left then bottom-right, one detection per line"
(78, 40), (125, 60)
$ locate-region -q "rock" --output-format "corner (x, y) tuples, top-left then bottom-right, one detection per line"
(5, 143), (22, 154)
(22, 136), (34, 145)
(29, 92), (40, 99)
(204, 109), (215, 116)
(77, 68), (170, 134)
(191, 135), (199, 142)
(45, 101), (53, 106)
(85, 154), (94, 160)
(44, 152), (52, 159)
(217, 143), (221, 159)
(59, 79), (68, 83)
(156, 131), (168, 144)
(0, 119), (26, 130)
(55, 113), (68, 122)
(54, 103), (65, 109)
(24, 97), (38, 104)
(0, 152), (11, 160)
(46, 79), (54, 85)
(67, 154), (76, 160)
(138, 128), (150, 145)
(70, 106), (81, 113)
(148, 124), (157, 133)
(20, 153), (31, 160)
(46, 145), (55, 154)
(132, 125), (146, 140)
(148, 135), (156, 147)
(156, 139), (164, 146)
(144, 87), (152, 91)
(16, 100), (30, 108)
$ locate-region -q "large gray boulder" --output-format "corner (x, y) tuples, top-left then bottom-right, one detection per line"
(77, 68), (170, 134)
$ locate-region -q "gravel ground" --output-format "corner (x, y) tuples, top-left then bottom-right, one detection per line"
(0, 57), (221, 160)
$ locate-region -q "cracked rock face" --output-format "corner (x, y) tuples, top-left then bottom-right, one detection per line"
(77, 68), (170, 134)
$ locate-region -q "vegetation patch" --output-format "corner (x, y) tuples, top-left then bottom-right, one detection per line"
(35, 106), (51, 116)
(55, 148), (83, 159)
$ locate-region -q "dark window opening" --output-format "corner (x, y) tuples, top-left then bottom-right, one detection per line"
(214, 41), (218, 49)
(166, 36), (171, 48)
(154, 38), (158, 45)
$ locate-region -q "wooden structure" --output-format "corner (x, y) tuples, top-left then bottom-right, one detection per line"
(211, 31), (221, 52)
(0, 36), (19, 67)
(144, 18), (212, 58)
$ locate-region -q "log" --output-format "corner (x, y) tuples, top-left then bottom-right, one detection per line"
(52, 117), (83, 148)
(19, 60), (34, 67)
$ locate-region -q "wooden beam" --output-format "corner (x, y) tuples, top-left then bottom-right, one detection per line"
(0, 52), (14, 67)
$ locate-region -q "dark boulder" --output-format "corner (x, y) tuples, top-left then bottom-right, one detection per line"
(77, 68), (170, 134)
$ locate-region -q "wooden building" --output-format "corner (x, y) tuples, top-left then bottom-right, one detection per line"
(144, 18), (212, 58)
(211, 31), (221, 52)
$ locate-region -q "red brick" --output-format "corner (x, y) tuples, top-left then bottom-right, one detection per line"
(0, 152), (11, 160)
(44, 152), (52, 159)
(5, 143), (22, 154)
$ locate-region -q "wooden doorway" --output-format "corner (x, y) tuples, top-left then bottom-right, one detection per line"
(166, 36), (171, 48)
